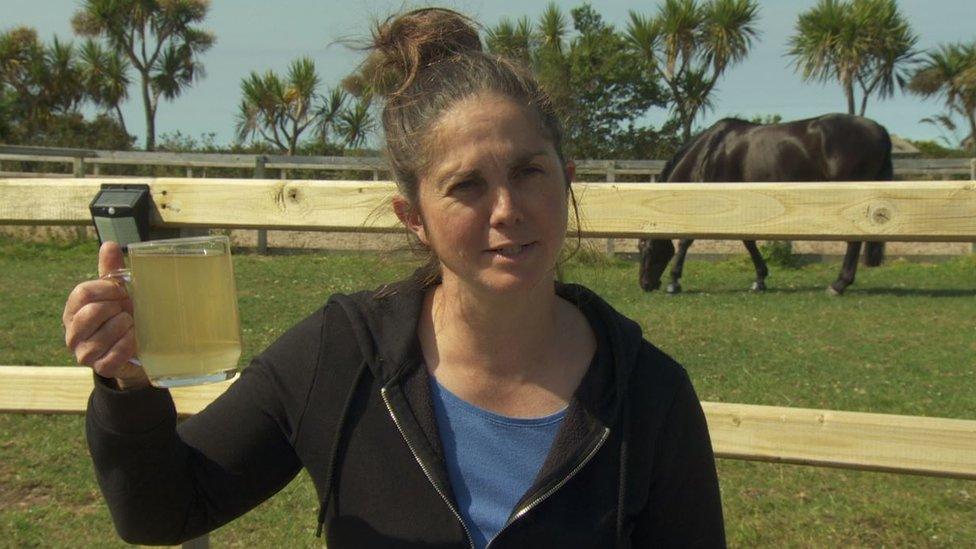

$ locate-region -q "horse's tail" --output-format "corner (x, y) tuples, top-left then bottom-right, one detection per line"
(864, 127), (893, 267)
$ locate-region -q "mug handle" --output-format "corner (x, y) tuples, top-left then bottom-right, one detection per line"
(99, 268), (142, 367)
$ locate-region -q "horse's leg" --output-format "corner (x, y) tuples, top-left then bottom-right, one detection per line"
(743, 240), (768, 292)
(829, 241), (863, 296)
(667, 239), (695, 294)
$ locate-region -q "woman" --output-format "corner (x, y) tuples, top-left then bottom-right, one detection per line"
(62, 8), (724, 548)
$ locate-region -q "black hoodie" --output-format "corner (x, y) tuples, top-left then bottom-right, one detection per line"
(86, 275), (725, 547)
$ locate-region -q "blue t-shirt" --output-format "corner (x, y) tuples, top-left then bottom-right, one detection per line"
(430, 379), (566, 549)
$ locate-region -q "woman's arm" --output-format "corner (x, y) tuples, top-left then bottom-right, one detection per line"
(631, 374), (726, 548)
(86, 309), (325, 545)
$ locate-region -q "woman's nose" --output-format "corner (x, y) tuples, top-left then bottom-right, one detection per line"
(488, 184), (522, 227)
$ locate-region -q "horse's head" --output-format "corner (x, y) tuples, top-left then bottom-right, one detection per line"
(637, 238), (675, 292)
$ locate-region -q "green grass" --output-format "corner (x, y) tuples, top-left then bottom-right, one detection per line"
(1, 236), (974, 547)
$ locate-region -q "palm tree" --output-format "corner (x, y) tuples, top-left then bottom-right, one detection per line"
(316, 86), (348, 145)
(72, 0), (215, 150)
(626, 0), (760, 140)
(336, 98), (375, 149)
(485, 16), (534, 67)
(42, 37), (86, 115)
(537, 3), (568, 54)
(908, 42), (976, 152)
(786, 0), (917, 117)
(483, 4), (579, 123)
(79, 39), (131, 135)
(236, 57), (323, 155)
(236, 70), (287, 152)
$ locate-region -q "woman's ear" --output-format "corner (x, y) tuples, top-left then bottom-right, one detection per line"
(564, 159), (576, 186)
(392, 195), (428, 245)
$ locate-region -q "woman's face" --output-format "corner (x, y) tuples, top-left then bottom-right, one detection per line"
(395, 94), (574, 296)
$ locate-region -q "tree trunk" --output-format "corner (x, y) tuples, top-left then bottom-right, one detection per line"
(681, 103), (693, 142)
(114, 105), (128, 138)
(140, 73), (155, 151)
(845, 81), (855, 116)
(145, 108), (156, 151)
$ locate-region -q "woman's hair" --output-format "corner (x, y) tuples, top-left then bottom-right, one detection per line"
(360, 7), (580, 283)
(364, 7), (567, 203)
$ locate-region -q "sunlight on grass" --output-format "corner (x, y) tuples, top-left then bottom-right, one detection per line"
(2, 236), (974, 546)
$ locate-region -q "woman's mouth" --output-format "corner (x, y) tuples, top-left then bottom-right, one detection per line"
(488, 242), (535, 258)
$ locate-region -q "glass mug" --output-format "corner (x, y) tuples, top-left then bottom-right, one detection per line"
(103, 235), (243, 388)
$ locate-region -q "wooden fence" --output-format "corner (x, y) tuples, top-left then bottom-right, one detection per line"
(2, 143), (975, 181)
(3, 144), (973, 256)
(1, 176), (975, 545)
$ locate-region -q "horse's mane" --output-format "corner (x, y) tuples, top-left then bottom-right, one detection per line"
(659, 137), (697, 183)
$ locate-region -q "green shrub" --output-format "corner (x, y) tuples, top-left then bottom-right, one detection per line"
(759, 240), (798, 268)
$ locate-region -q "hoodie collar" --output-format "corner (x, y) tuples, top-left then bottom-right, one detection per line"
(338, 271), (644, 427)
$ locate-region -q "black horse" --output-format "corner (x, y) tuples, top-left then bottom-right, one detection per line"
(638, 113), (892, 295)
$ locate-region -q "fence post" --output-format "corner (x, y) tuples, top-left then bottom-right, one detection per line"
(186, 166), (194, 178)
(255, 156), (268, 255)
(72, 156), (85, 178)
(373, 169), (380, 181)
(605, 161), (616, 257)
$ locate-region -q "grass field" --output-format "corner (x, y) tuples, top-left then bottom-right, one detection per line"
(1, 236), (974, 547)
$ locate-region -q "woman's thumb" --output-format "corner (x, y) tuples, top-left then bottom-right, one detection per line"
(98, 241), (125, 278)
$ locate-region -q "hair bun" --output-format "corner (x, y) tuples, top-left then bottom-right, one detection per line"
(368, 8), (482, 98)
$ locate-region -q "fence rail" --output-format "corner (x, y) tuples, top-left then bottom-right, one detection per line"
(2, 144), (974, 179)
(2, 365), (972, 481)
(3, 178), (974, 241)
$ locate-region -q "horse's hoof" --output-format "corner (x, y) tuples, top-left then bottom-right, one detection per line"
(826, 285), (843, 297)
(750, 281), (766, 292)
(666, 283), (682, 295)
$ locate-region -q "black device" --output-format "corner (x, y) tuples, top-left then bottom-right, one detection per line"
(88, 184), (152, 247)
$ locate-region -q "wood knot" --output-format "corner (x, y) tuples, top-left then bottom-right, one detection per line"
(870, 206), (891, 225)
(287, 188), (300, 202)
(731, 416), (741, 427)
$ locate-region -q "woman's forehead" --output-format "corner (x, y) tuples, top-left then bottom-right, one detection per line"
(428, 95), (554, 166)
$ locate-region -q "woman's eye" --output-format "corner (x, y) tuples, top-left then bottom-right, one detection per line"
(516, 166), (543, 178)
(449, 180), (477, 194)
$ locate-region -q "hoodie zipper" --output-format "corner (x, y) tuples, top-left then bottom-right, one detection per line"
(381, 386), (475, 549)
(485, 426), (610, 549)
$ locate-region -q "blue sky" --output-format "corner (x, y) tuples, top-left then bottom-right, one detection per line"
(5, 0), (975, 150)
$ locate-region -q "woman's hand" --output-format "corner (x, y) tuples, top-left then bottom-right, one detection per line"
(63, 242), (149, 389)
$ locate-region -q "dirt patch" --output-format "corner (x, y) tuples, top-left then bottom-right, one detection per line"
(209, 230), (976, 258)
(3, 226), (972, 258)
(0, 459), (54, 510)
(0, 480), (55, 510)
